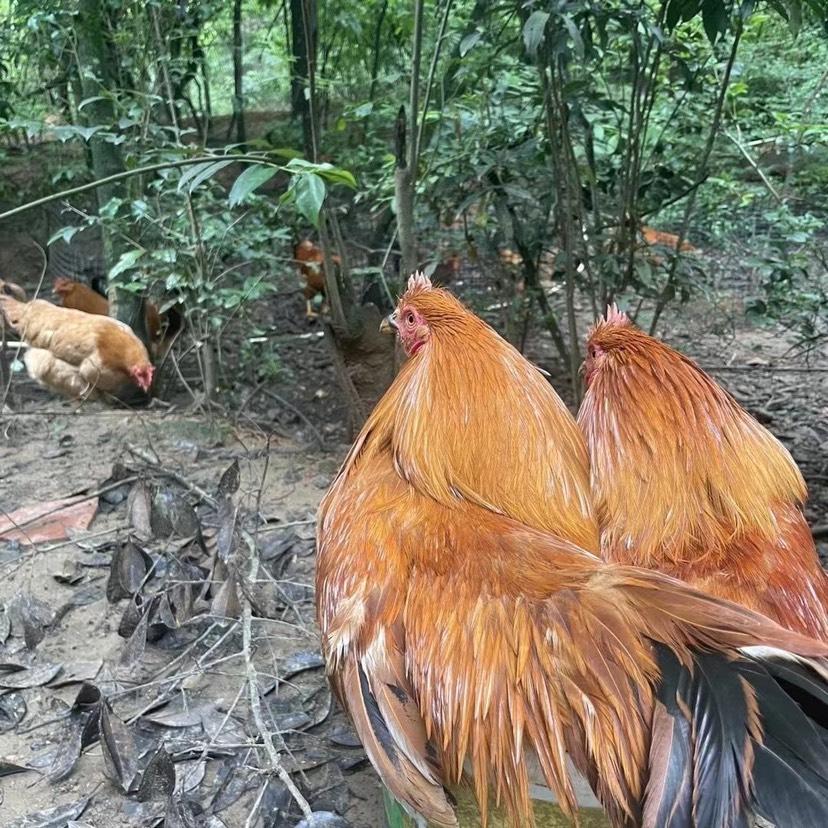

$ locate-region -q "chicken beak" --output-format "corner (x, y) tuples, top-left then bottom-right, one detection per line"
(379, 311), (398, 334)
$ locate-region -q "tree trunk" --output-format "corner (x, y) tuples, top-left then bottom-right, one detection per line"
(290, 0), (317, 154)
(394, 105), (418, 282)
(75, 0), (149, 347)
(232, 0), (246, 146)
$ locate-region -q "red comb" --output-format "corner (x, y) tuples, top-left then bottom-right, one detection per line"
(407, 271), (433, 292)
(604, 303), (630, 326)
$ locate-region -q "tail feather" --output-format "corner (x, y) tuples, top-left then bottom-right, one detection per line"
(342, 659), (457, 828)
(646, 647), (752, 828)
(647, 645), (828, 828)
(746, 658), (828, 826)
(757, 652), (828, 730)
(753, 739), (828, 826)
(678, 653), (754, 828)
(644, 699), (694, 828)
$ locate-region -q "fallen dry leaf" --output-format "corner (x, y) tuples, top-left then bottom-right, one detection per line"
(0, 497), (98, 545)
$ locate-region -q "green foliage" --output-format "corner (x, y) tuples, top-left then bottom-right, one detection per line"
(1, 0), (827, 364)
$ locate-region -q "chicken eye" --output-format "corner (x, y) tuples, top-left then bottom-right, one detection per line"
(406, 312), (416, 325)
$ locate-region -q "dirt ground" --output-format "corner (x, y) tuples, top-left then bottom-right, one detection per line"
(0, 248), (826, 828)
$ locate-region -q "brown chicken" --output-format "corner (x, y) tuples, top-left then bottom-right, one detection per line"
(53, 278), (180, 360)
(424, 251), (462, 286)
(639, 225), (699, 254)
(317, 274), (828, 828)
(53, 278), (109, 316)
(294, 239), (341, 318)
(0, 294), (154, 398)
(578, 305), (828, 640)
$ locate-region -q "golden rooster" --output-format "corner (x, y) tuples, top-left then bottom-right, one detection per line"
(317, 274), (828, 828)
(0, 293), (154, 399)
(578, 305), (828, 640)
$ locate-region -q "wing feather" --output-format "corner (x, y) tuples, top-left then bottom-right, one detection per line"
(340, 654), (456, 828)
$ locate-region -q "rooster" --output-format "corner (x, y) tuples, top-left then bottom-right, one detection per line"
(53, 278), (182, 361)
(0, 293), (154, 399)
(294, 239), (341, 319)
(578, 305), (828, 640)
(317, 274), (828, 828)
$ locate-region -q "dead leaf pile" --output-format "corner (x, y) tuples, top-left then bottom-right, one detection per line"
(0, 451), (366, 827)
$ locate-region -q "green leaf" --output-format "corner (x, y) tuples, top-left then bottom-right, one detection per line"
(701, 0), (728, 42)
(681, 0), (704, 22)
(293, 174), (326, 227)
(285, 157), (318, 171)
(177, 160), (235, 194)
(51, 124), (103, 143)
(228, 165), (278, 207)
(523, 11), (550, 58)
(268, 147), (305, 159)
(665, 0), (683, 28)
(316, 166), (358, 189)
(561, 15), (585, 59)
(77, 96), (106, 112)
(459, 30), (483, 57)
(48, 226), (80, 246)
(109, 249), (145, 281)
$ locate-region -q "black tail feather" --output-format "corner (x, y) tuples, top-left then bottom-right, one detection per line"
(649, 645), (828, 828)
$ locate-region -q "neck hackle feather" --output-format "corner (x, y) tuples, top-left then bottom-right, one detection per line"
(578, 309), (828, 639)
(354, 279), (597, 548)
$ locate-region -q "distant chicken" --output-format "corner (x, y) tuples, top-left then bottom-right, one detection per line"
(423, 251), (461, 286)
(578, 305), (828, 640)
(53, 278), (109, 316)
(639, 224), (698, 254)
(0, 293), (154, 400)
(317, 274), (828, 828)
(53, 278), (181, 361)
(637, 225), (700, 267)
(294, 239), (341, 319)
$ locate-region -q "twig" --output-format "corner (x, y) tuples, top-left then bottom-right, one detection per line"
(244, 779), (270, 828)
(724, 129), (782, 202)
(0, 476), (137, 538)
(36, 524), (128, 554)
(125, 443), (219, 508)
(242, 527), (312, 818)
(257, 518), (316, 533)
(240, 530), (312, 812)
(708, 365), (828, 373)
(119, 621), (228, 720)
(246, 385), (326, 450)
